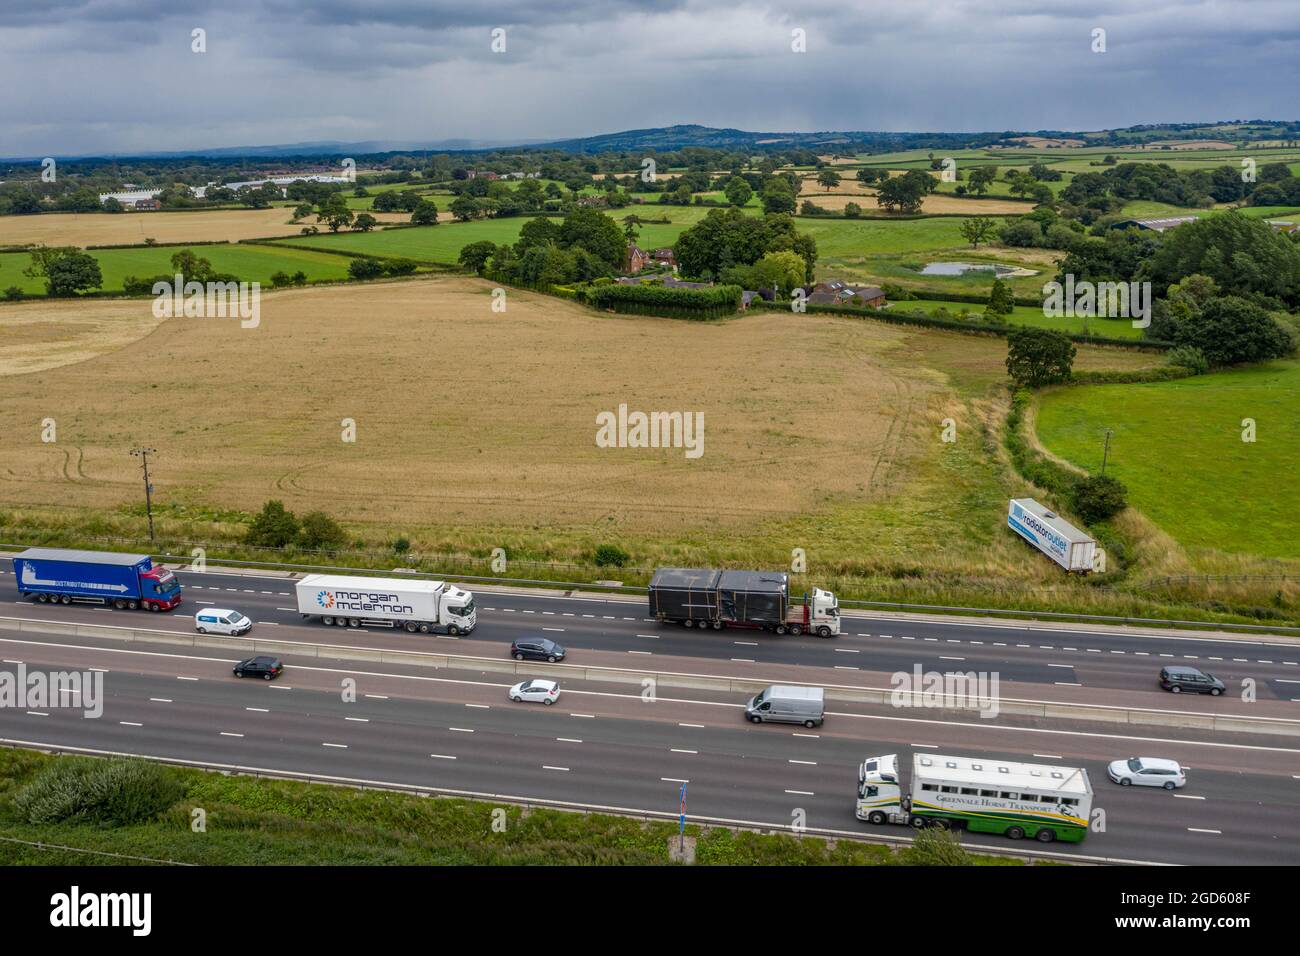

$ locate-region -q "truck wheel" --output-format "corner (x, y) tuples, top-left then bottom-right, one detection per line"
(148, 602), (160, 612)
(419, 624), (430, 634)
(36, 594), (48, 603)
(817, 626), (831, 638)
(1006, 826), (1025, 840)
(775, 625), (787, 636)
(348, 618), (360, 628)
(322, 616), (334, 625)
(683, 619), (694, 628)
(113, 598), (126, 609)
(1035, 829), (1055, 843)
(909, 817), (926, 829)
(788, 624), (802, 636)
(868, 811), (886, 825)
(405, 622), (418, 633)
(60, 595), (73, 604)
(448, 624), (461, 636)
(127, 600), (139, 610)
(749, 715), (762, 724)
(336, 617), (348, 626)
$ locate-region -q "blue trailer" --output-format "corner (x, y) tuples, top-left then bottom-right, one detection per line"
(13, 548), (183, 612)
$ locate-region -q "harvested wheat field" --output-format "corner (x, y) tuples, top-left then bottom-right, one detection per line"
(0, 275), (944, 536)
(0, 207), (409, 248)
(801, 193), (1030, 216)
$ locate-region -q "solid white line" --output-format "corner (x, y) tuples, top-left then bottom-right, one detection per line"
(430, 754), (456, 760)
(1174, 794), (1205, 800)
(678, 722), (704, 728)
(661, 777), (688, 783)
(449, 727), (474, 733)
(788, 759), (817, 765)
(1033, 754), (1062, 759)
(465, 703), (489, 709)
(670, 748), (698, 754)
(344, 717), (369, 723)
(939, 656), (965, 661)
(220, 732), (244, 737)
(792, 732), (820, 739)
(556, 737), (583, 743)
(245, 707), (269, 713)
(542, 627), (564, 632)
(365, 694), (389, 699)
(785, 789), (815, 796)
(569, 713), (595, 719)
(322, 743), (347, 749)
(627, 650), (651, 655)
(119, 721), (142, 727)
(177, 676), (198, 681)
(543, 765), (569, 772)
(25, 711), (48, 717)
(149, 698), (172, 703)
(1187, 827), (1221, 834)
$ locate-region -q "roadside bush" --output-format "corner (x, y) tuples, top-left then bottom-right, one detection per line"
(897, 827), (971, 866)
(297, 511), (347, 552)
(245, 499), (300, 548)
(392, 537), (411, 554)
(593, 544), (630, 567)
(1165, 344), (1209, 374)
(1071, 474), (1129, 524)
(2, 286), (22, 300)
(12, 757), (184, 827)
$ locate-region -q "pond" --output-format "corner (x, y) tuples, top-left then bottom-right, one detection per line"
(919, 261), (1036, 277)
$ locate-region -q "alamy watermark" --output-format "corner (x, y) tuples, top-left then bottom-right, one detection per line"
(595, 403), (704, 459)
(152, 275), (261, 328)
(1042, 274), (1151, 329)
(890, 664), (1000, 719)
(0, 664), (104, 718)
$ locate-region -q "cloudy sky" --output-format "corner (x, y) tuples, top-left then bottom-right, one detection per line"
(3, 0), (1299, 156)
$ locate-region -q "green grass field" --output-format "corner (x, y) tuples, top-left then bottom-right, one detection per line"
(891, 297), (1144, 339)
(1036, 360), (1300, 558)
(0, 243), (357, 295)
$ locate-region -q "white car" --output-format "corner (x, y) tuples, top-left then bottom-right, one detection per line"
(509, 679), (560, 705)
(1108, 757), (1186, 790)
(195, 608), (253, 636)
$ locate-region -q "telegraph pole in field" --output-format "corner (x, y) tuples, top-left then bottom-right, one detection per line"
(1100, 429), (1113, 477)
(130, 447), (157, 545)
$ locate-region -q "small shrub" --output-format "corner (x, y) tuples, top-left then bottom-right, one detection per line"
(12, 757), (185, 827)
(898, 826), (971, 866)
(2, 286), (22, 301)
(1071, 474), (1129, 524)
(392, 537), (411, 554)
(593, 544), (630, 567)
(1165, 344), (1209, 374)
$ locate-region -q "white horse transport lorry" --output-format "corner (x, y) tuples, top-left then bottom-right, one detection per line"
(295, 574), (476, 635)
(856, 752), (1093, 844)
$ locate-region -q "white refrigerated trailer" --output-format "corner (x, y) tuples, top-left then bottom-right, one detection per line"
(1007, 498), (1097, 573)
(295, 574), (476, 635)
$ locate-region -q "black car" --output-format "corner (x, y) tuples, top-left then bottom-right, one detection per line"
(511, 638), (566, 663)
(1159, 665), (1224, 696)
(234, 656), (284, 680)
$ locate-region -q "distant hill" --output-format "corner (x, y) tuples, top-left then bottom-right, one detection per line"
(5, 121), (1298, 164)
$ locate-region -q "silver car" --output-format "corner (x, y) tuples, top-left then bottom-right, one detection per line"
(509, 679), (560, 705)
(1108, 757), (1186, 790)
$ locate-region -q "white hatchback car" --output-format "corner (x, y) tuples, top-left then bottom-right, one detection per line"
(1108, 756), (1186, 790)
(509, 679), (560, 705)
(194, 608), (253, 636)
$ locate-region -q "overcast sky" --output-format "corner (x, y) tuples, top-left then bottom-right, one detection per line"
(4, 0), (1299, 157)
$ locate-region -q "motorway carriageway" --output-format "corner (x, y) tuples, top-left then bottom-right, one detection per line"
(2, 628), (1299, 865)
(2, 566), (1300, 716)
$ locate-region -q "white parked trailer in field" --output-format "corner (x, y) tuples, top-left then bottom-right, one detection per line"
(1007, 498), (1097, 573)
(295, 574), (476, 635)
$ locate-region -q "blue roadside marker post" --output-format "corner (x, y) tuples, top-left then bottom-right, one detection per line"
(678, 783), (687, 856)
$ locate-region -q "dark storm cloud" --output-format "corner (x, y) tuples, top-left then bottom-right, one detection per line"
(2, 0), (1298, 156)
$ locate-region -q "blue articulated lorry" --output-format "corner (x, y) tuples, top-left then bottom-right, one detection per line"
(13, 547), (183, 612)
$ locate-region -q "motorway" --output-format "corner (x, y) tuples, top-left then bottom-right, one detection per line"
(1, 564), (1299, 865)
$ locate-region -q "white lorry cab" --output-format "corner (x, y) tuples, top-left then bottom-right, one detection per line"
(295, 574), (476, 635)
(857, 752), (1093, 844)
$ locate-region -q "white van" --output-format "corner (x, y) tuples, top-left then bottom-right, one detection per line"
(195, 608), (253, 636)
(745, 685), (825, 728)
